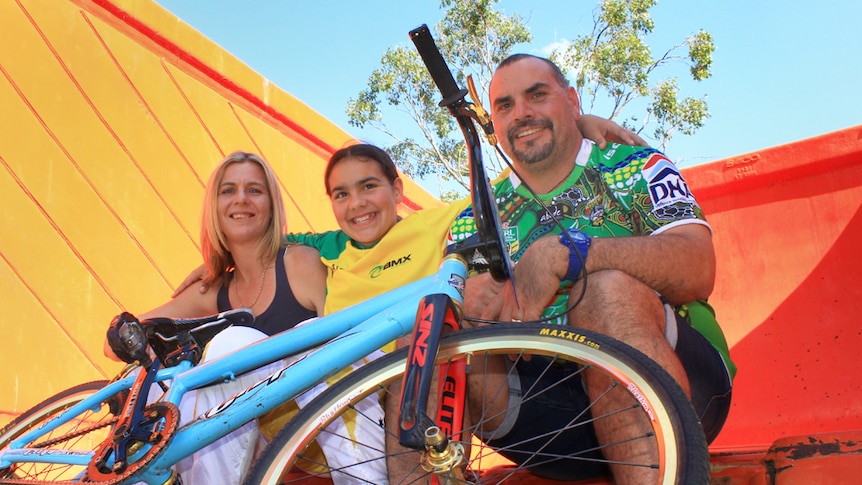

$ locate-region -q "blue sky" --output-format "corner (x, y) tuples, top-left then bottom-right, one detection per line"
(154, 0), (861, 180)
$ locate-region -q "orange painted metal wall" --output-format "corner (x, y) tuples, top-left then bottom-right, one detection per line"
(3, 0), (860, 455)
(0, 0), (441, 424)
(682, 125), (862, 450)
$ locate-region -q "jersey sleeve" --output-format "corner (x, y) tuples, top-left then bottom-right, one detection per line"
(600, 145), (710, 236)
(285, 231), (350, 260)
(285, 232), (319, 247)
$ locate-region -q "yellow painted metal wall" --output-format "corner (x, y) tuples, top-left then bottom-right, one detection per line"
(0, 0), (441, 422)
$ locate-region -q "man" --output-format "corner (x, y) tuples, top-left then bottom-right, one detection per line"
(450, 54), (734, 483)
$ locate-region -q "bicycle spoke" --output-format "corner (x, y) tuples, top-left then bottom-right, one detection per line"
(247, 324), (709, 485)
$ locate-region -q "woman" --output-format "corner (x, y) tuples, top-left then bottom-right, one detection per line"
(106, 151), (326, 484)
(143, 151), (324, 325)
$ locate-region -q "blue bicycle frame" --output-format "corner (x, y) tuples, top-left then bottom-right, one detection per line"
(1, 255), (468, 484)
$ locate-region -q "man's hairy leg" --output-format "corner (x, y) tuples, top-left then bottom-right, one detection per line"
(385, 380), (430, 483)
(569, 269), (690, 485)
(460, 314), (512, 437)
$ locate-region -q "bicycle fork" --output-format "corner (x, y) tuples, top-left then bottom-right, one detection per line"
(399, 293), (469, 484)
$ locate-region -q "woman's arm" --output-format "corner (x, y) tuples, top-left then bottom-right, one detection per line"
(284, 244), (327, 316)
(103, 283), (219, 360)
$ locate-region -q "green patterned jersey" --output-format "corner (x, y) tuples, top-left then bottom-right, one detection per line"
(452, 141), (708, 252)
(448, 141), (734, 378)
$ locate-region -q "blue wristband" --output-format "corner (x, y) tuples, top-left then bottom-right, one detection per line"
(560, 229), (591, 282)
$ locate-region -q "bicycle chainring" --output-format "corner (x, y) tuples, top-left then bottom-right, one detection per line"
(84, 401), (179, 484)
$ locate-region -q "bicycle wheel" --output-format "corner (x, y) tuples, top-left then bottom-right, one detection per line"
(0, 380), (118, 481)
(247, 323), (709, 485)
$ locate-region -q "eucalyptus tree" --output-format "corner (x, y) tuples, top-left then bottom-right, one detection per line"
(552, 0), (714, 152)
(348, 0), (714, 199)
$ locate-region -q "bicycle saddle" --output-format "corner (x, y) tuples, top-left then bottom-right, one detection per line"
(145, 309), (254, 367)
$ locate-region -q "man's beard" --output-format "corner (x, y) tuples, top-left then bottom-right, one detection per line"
(507, 120), (555, 165)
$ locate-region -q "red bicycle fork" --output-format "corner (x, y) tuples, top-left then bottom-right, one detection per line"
(399, 293), (469, 483)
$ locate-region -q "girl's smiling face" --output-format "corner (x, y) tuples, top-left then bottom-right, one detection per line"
(328, 156), (403, 246)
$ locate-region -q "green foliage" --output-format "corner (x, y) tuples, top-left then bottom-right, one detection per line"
(648, 79), (709, 145)
(551, 0), (714, 151)
(346, 0), (529, 198)
(688, 30), (714, 81)
(347, 0), (714, 197)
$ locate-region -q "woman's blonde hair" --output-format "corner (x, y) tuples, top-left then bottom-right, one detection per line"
(200, 151), (286, 286)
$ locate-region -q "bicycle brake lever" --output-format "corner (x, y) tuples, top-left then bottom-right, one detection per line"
(466, 75), (497, 147)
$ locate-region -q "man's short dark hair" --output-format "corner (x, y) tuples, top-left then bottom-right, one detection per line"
(497, 54), (570, 89)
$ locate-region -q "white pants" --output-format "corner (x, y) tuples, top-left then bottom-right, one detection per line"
(174, 326), (277, 484)
(174, 326), (388, 485)
(293, 349), (389, 485)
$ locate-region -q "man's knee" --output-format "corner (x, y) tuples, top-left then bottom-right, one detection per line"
(569, 270), (665, 330)
(581, 270), (658, 298)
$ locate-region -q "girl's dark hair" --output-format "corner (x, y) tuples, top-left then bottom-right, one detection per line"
(325, 143), (399, 195)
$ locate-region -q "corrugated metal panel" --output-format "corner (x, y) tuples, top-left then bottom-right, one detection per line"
(683, 125), (862, 450)
(0, 0), (441, 418)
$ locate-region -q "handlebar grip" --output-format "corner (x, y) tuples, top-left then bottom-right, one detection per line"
(409, 24), (467, 106)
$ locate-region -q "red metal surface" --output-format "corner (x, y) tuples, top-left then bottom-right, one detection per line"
(479, 126), (862, 483)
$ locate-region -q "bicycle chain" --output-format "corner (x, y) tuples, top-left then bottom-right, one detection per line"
(0, 420), (120, 484)
(32, 417), (118, 449)
(0, 403), (179, 485)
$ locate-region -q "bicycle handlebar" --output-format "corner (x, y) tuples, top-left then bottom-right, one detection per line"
(409, 24), (512, 282)
(409, 25), (468, 107)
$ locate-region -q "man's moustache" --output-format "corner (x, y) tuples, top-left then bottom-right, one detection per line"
(508, 120), (553, 139)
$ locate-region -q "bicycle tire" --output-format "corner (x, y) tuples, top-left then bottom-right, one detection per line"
(246, 323), (709, 485)
(0, 380), (116, 482)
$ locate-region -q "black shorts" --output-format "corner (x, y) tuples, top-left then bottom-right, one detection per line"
(481, 313), (732, 480)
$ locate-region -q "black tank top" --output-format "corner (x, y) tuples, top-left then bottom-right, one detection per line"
(217, 247), (317, 336)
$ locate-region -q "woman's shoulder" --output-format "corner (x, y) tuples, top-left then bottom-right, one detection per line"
(284, 243), (320, 261)
(284, 244), (327, 277)
(283, 244), (326, 315)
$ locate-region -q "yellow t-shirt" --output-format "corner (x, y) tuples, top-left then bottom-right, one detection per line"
(289, 202), (467, 315)
(262, 203), (466, 442)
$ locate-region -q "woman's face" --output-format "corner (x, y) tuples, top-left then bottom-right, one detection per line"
(217, 161), (272, 246)
(328, 156), (403, 246)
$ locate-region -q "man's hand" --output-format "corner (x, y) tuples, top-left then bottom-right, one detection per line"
(171, 264), (208, 298)
(462, 272), (506, 325)
(497, 236), (570, 322)
(577, 114), (648, 149)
